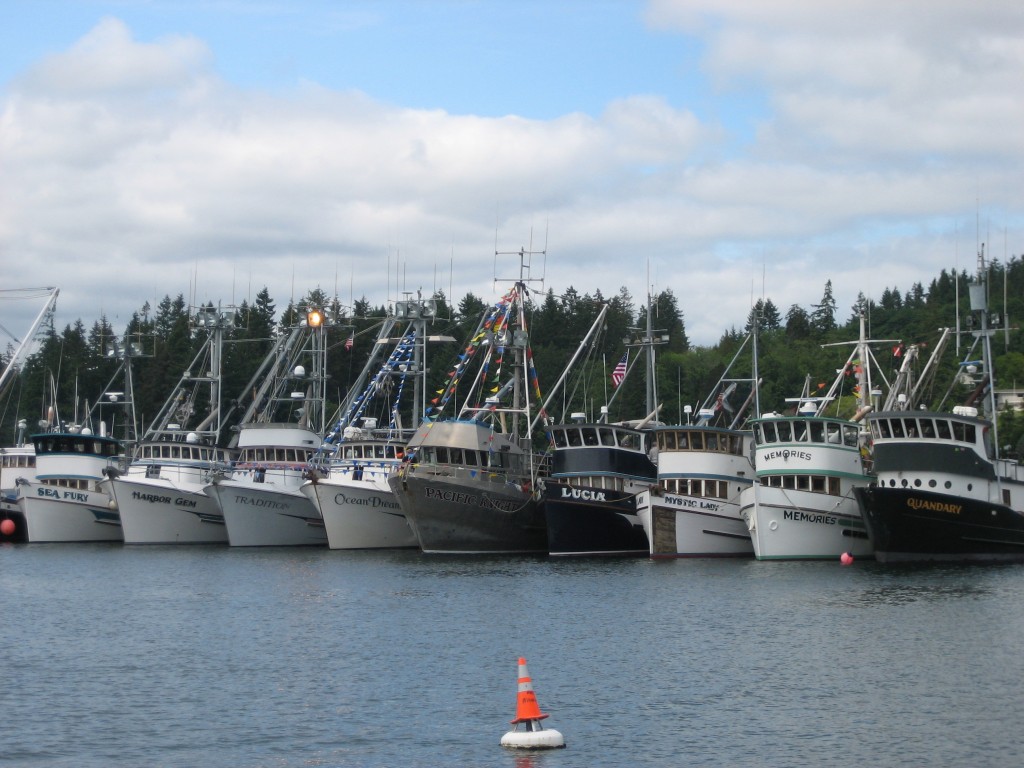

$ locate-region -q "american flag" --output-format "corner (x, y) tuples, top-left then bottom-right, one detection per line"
(611, 352), (628, 388)
(344, 331), (354, 351)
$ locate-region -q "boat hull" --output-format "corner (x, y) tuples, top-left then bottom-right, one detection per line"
(543, 482), (647, 557)
(740, 485), (873, 560)
(639, 491), (752, 558)
(389, 472), (546, 554)
(109, 477), (227, 545)
(18, 484), (121, 543)
(303, 477), (415, 550)
(209, 483), (326, 547)
(856, 485), (1024, 563)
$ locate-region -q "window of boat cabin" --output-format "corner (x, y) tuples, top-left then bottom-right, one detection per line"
(920, 419), (936, 438)
(582, 428), (599, 446)
(825, 423), (843, 443)
(567, 429), (582, 447)
(792, 422), (807, 441)
(659, 431), (676, 451)
(809, 421), (824, 442)
(705, 432), (719, 451)
(599, 427), (615, 446)
(936, 420), (952, 440)
(843, 425), (859, 446)
(778, 422), (794, 442)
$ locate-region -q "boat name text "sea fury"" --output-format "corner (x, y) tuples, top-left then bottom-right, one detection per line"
(783, 509), (837, 526)
(333, 492), (401, 510)
(906, 497), (962, 515)
(130, 491), (197, 508)
(423, 486), (523, 512)
(763, 449), (813, 462)
(36, 487), (89, 502)
(559, 487), (607, 503)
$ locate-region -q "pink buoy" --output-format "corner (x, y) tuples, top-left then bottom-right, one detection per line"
(840, 552), (854, 565)
(0, 518), (15, 536)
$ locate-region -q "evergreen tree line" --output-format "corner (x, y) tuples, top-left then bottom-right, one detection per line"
(3, 256), (1023, 456)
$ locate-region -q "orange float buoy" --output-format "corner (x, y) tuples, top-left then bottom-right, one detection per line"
(0, 518), (15, 537)
(500, 657), (565, 750)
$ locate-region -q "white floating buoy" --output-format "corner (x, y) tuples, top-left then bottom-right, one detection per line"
(500, 657), (565, 750)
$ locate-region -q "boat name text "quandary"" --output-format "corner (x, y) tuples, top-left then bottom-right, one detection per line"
(763, 449), (813, 462)
(783, 509), (837, 525)
(906, 497), (962, 515)
(130, 490), (197, 508)
(333, 492), (401, 510)
(559, 487), (607, 503)
(423, 486), (523, 512)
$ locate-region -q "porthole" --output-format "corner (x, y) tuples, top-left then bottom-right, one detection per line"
(945, 481), (952, 489)
(928, 480), (936, 488)
(967, 484), (973, 492)
(901, 479), (909, 487)
(914, 479), (922, 487)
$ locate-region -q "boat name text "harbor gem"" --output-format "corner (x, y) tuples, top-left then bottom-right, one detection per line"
(783, 510), (837, 525)
(423, 486), (523, 512)
(130, 491), (197, 508)
(763, 449), (813, 462)
(906, 497), (962, 515)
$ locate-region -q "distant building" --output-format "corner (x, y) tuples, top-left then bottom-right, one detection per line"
(995, 388), (1024, 412)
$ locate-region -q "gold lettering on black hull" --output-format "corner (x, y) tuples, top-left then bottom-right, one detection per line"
(906, 497), (962, 515)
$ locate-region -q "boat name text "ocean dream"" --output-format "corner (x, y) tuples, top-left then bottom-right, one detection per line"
(906, 497), (962, 515)
(130, 490), (197, 508)
(333, 492), (401, 510)
(423, 486), (523, 512)
(783, 510), (837, 526)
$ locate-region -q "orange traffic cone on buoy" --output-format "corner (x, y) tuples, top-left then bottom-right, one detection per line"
(500, 657), (565, 750)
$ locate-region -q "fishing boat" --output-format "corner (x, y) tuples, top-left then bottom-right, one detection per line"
(388, 252), (552, 554)
(635, 331), (760, 558)
(105, 305), (236, 544)
(302, 302), (448, 550)
(207, 309), (330, 547)
(738, 315), (891, 560)
(855, 251), (1024, 562)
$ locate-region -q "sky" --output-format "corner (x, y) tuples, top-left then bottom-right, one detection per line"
(1, 0), (1022, 353)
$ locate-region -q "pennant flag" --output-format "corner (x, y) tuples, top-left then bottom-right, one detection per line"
(344, 331), (354, 351)
(611, 352), (628, 388)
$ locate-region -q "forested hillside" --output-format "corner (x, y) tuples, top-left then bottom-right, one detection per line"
(3, 257), (1023, 457)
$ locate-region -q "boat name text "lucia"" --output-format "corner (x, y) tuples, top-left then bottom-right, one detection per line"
(560, 487), (607, 502)
(36, 487), (89, 502)
(763, 449), (813, 462)
(423, 486), (523, 512)
(906, 497), (962, 515)
(333, 492), (401, 510)
(783, 509), (837, 526)
(130, 490), (198, 508)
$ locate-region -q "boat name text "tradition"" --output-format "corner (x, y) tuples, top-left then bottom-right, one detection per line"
(130, 491), (197, 508)
(906, 497), (962, 515)
(783, 509), (837, 525)
(423, 486), (523, 512)
(333, 492), (401, 510)
(37, 487), (88, 502)
(559, 487), (607, 502)
(233, 496), (288, 510)
(664, 494), (721, 512)
(763, 449), (813, 462)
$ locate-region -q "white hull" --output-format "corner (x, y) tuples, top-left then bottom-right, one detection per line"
(18, 484), (121, 543)
(109, 477), (227, 544)
(303, 475), (415, 549)
(209, 482), (326, 547)
(739, 485), (872, 560)
(638, 490), (752, 557)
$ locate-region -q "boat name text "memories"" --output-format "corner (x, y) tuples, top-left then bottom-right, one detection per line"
(783, 509), (836, 526)
(423, 486), (523, 512)
(906, 497), (962, 515)
(763, 449), (812, 462)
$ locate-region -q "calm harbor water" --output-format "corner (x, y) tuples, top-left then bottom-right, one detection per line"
(2, 544), (1023, 767)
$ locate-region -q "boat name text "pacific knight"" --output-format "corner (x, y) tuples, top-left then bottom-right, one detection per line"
(423, 486), (523, 512)
(906, 497), (962, 515)
(130, 491), (197, 508)
(559, 487), (607, 503)
(783, 510), (837, 525)
(333, 492), (401, 510)
(763, 449), (813, 462)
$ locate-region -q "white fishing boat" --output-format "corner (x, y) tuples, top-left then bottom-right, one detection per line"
(302, 303), (447, 550)
(207, 309), (330, 547)
(105, 305), (236, 544)
(738, 316), (889, 560)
